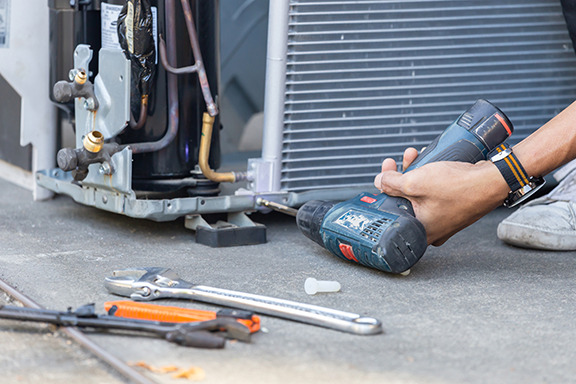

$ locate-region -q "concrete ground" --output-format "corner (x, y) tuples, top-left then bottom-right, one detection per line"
(1, 176), (576, 384)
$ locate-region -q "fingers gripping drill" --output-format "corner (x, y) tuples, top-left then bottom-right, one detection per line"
(296, 99), (513, 274)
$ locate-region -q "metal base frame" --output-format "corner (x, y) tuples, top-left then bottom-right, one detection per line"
(36, 168), (258, 222)
(36, 166), (372, 220)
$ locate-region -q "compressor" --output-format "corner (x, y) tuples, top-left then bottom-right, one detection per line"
(42, 0), (265, 246)
(49, 0), (225, 197)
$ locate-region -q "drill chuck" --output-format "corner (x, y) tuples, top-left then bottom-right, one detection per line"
(296, 200), (335, 246)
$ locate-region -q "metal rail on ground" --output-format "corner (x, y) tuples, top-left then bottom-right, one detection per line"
(0, 278), (157, 384)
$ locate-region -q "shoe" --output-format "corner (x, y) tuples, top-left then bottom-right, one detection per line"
(497, 166), (576, 251)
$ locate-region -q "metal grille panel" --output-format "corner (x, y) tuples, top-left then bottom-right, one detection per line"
(281, 0), (576, 192)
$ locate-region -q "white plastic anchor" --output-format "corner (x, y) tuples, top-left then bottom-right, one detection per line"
(305, 277), (341, 295)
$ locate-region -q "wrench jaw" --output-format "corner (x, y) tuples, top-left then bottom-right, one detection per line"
(104, 268), (157, 299)
(130, 281), (173, 301)
(128, 282), (155, 301)
(104, 275), (142, 298)
(105, 267), (194, 300)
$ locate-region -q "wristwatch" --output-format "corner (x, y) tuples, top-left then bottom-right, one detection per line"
(489, 143), (545, 208)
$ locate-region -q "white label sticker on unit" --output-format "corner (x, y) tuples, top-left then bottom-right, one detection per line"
(101, 2), (123, 50)
(0, 0), (10, 48)
(102, 3), (157, 63)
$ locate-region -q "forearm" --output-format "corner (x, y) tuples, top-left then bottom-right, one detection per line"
(513, 100), (576, 178)
(470, 102), (576, 214)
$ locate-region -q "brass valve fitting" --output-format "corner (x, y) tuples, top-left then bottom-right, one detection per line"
(83, 131), (104, 153)
(74, 70), (87, 85)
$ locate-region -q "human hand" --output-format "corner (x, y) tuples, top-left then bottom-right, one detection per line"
(374, 148), (509, 246)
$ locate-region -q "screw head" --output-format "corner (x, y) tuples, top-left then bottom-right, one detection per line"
(99, 162), (112, 176)
(68, 69), (78, 81)
(83, 98), (96, 111)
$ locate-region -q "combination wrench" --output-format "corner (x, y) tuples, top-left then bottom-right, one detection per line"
(104, 267), (382, 335)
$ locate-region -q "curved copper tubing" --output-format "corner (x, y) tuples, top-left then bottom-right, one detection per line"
(159, 37), (197, 75)
(130, 0), (240, 184)
(129, 94), (149, 130)
(156, 1), (218, 117)
(179, 0), (218, 116)
(199, 113), (236, 182)
(129, 0), (179, 154)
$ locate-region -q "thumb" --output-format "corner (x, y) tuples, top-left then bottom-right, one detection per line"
(374, 171), (407, 197)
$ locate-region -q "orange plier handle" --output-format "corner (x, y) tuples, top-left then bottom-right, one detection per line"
(104, 300), (260, 333)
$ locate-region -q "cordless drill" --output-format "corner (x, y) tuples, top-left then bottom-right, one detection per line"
(296, 99), (513, 274)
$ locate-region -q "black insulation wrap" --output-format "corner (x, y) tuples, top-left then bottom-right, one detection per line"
(117, 0), (156, 109)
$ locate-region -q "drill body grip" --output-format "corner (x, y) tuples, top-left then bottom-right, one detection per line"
(404, 130), (486, 172)
(405, 100), (512, 172)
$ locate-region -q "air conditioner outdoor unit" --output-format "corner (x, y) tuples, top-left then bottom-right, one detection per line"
(22, 0), (576, 244)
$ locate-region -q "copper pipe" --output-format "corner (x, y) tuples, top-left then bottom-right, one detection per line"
(159, 37), (197, 74)
(156, 1), (218, 116)
(130, 0), (234, 184)
(129, 94), (149, 130)
(198, 113), (237, 182)
(179, 0), (218, 117)
(129, 0), (179, 154)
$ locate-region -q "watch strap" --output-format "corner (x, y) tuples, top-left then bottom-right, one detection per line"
(489, 143), (530, 192)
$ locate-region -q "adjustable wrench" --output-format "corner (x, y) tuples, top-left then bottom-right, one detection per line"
(104, 267), (382, 335)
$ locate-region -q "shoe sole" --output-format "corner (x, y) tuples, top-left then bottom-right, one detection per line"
(497, 222), (576, 251)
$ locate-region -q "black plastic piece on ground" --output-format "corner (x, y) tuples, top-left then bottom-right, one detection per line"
(196, 225), (267, 247)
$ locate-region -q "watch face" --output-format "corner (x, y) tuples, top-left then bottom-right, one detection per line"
(504, 178), (546, 208)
